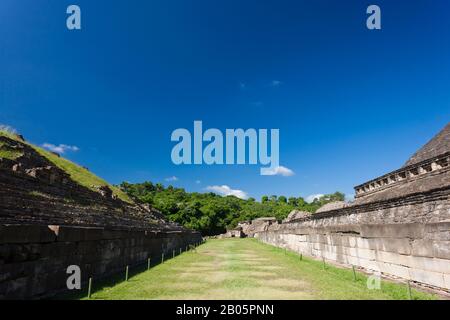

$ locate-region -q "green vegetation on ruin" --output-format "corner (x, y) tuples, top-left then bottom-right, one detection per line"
(80, 238), (435, 300)
(0, 145), (23, 160)
(34, 145), (132, 203)
(121, 181), (345, 235)
(0, 135), (24, 160)
(0, 130), (131, 203)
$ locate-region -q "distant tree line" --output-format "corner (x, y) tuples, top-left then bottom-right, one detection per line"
(120, 181), (345, 236)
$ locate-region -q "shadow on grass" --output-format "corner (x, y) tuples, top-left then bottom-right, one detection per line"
(56, 243), (205, 300)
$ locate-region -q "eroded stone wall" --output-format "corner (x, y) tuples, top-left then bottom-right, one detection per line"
(0, 224), (202, 299)
(254, 188), (450, 291)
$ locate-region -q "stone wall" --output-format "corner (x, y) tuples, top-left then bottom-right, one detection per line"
(241, 218), (278, 238)
(254, 187), (450, 292)
(0, 135), (203, 299)
(0, 224), (202, 299)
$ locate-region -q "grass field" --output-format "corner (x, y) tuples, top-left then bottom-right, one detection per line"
(82, 238), (435, 300)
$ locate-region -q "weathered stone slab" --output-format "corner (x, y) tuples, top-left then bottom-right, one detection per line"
(360, 223), (424, 239)
(378, 261), (411, 279)
(444, 274), (450, 290)
(409, 268), (446, 289)
(0, 225), (56, 244)
(53, 226), (105, 242)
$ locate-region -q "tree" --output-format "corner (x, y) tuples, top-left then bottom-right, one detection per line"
(296, 197), (307, 207)
(121, 180), (345, 236)
(288, 197), (297, 206)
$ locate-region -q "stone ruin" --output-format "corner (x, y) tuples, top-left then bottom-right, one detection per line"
(0, 135), (201, 299)
(219, 226), (244, 238)
(246, 123), (450, 293)
(220, 218), (279, 239)
(283, 210), (310, 223)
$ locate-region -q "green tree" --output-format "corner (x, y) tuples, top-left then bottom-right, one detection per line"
(121, 181), (345, 236)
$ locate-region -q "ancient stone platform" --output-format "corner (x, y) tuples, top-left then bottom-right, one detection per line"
(0, 134), (201, 299)
(250, 123), (450, 292)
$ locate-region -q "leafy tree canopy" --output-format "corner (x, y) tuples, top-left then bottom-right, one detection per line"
(120, 182), (345, 236)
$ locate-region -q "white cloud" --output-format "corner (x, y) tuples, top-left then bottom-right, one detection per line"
(0, 124), (18, 134)
(195, 180), (201, 184)
(261, 166), (295, 177)
(206, 185), (249, 200)
(165, 176), (179, 182)
(42, 143), (79, 154)
(270, 80), (282, 87)
(306, 194), (324, 203)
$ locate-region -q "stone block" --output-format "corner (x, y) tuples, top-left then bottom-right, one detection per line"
(409, 269), (445, 289)
(424, 222), (450, 234)
(376, 251), (450, 274)
(360, 237), (412, 255)
(411, 239), (435, 258)
(54, 226), (104, 242)
(327, 224), (362, 235)
(0, 225), (56, 244)
(360, 223), (424, 239)
(378, 261), (411, 279)
(102, 229), (130, 240)
(443, 274), (450, 290)
(432, 241), (450, 260)
(344, 246), (377, 260)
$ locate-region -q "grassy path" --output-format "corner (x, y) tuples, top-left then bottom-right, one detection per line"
(85, 238), (435, 300)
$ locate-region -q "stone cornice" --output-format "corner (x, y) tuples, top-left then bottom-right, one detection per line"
(354, 152), (450, 198)
(288, 185), (450, 223)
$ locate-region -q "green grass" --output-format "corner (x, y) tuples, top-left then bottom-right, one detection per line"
(0, 141), (23, 160)
(33, 145), (131, 202)
(0, 147), (23, 160)
(78, 238), (436, 300)
(0, 130), (131, 203)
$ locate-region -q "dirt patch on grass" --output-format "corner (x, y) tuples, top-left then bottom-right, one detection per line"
(254, 265), (283, 271)
(244, 271), (278, 278)
(181, 286), (313, 300)
(263, 278), (310, 289)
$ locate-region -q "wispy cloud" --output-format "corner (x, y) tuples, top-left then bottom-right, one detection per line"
(261, 166), (295, 177)
(239, 82), (246, 90)
(165, 176), (179, 182)
(42, 143), (79, 154)
(270, 80), (282, 87)
(195, 180), (201, 184)
(306, 194), (324, 203)
(206, 185), (249, 200)
(0, 124), (18, 134)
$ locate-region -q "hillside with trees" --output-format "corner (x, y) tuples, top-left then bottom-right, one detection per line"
(120, 182), (345, 235)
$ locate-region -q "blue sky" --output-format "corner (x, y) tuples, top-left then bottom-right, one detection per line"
(0, 0), (449, 201)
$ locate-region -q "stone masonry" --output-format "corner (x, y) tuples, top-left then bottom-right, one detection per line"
(252, 123), (450, 292)
(0, 134), (202, 299)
